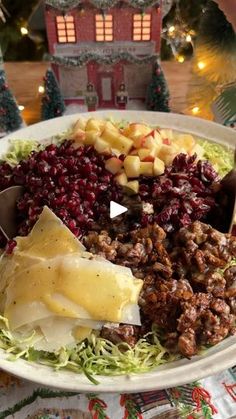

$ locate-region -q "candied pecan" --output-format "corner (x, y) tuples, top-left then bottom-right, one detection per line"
(130, 223), (166, 242)
(140, 278), (193, 331)
(203, 250), (226, 268)
(84, 230), (118, 261)
(178, 330), (197, 357)
(177, 293), (235, 356)
(164, 332), (179, 353)
(225, 265), (236, 298)
(194, 249), (207, 272)
(152, 262), (172, 278)
(100, 325), (140, 347)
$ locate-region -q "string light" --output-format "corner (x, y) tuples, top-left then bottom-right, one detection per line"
(197, 61), (206, 70)
(168, 25), (175, 34)
(20, 27), (28, 35)
(38, 85), (45, 94)
(177, 55), (185, 63)
(18, 105), (25, 111)
(192, 106), (200, 114)
(162, 0), (195, 62)
(186, 34), (192, 42)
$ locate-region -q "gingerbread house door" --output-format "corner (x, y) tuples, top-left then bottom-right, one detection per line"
(98, 73), (114, 107)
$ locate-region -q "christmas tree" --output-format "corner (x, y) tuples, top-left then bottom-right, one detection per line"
(41, 69), (65, 120)
(146, 61), (170, 112)
(187, 1), (236, 120)
(0, 68), (23, 134)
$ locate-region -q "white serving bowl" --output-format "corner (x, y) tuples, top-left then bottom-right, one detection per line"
(0, 110), (235, 393)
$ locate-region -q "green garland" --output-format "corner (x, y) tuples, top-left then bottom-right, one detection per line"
(45, 0), (160, 11)
(47, 52), (159, 67)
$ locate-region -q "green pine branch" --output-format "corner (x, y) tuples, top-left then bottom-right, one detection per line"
(0, 388), (78, 419)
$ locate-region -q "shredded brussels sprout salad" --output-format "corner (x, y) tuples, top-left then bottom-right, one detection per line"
(0, 125), (234, 383)
(0, 318), (170, 384)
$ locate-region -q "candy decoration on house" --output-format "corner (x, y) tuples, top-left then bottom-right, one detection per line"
(146, 60), (170, 112)
(0, 69), (23, 137)
(84, 82), (98, 111)
(116, 83), (128, 109)
(187, 1), (236, 120)
(29, 0), (168, 111)
(41, 68), (65, 120)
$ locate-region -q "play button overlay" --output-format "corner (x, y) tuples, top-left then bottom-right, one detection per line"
(110, 201), (128, 219)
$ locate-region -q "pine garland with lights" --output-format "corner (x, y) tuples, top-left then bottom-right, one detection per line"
(48, 52), (158, 68)
(187, 1), (236, 120)
(41, 69), (65, 120)
(0, 68), (23, 135)
(146, 61), (170, 112)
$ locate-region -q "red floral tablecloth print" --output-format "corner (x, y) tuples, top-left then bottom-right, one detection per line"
(0, 366), (235, 418)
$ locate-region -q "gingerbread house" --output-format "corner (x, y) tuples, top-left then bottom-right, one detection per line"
(31, 0), (164, 109)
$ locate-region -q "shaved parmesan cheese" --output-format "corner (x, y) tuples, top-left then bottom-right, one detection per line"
(0, 207), (143, 352)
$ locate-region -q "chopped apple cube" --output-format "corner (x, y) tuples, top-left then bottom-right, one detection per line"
(138, 148), (152, 161)
(124, 156), (140, 178)
(105, 157), (123, 174)
(86, 118), (104, 132)
(104, 120), (118, 132)
(160, 129), (174, 142)
(144, 136), (162, 153)
(174, 134), (196, 152)
(113, 135), (133, 154)
(71, 128), (86, 142)
(138, 148), (157, 161)
(101, 127), (133, 154)
(153, 130), (163, 143)
(115, 172), (128, 186)
(94, 138), (110, 153)
(124, 123), (152, 139)
(157, 144), (177, 162)
(84, 130), (99, 145)
(153, 157), (165, 176)
(140, 162), (153, 176)
(126, 180), (139, 194)
(73, 118), (87, 132)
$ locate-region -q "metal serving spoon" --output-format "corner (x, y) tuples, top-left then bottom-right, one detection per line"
(0, 149), (235, 241)
(219, 148), (236, 234)
(0, 185), (24, 240)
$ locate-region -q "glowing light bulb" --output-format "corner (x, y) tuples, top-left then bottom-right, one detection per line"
(186, 34), (192, 42)
(168, 25), (175, 34)
(197, 61), (206, 70)
(20, 27), (28, 35)
(177, 55), (185, 63)
(192, 106), (200, 115)
(38, 85), (45, 94)
(18, 105), (25, 111)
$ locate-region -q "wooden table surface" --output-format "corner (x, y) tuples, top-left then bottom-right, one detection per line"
(5, 61), (192, 126)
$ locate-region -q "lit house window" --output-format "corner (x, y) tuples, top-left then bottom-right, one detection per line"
(56, 15), (76, 43)
(95, 15), (113, 41)
(133, 14), (151, 41)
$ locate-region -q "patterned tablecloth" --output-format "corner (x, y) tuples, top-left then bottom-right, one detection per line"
(0, 366), (235, 418)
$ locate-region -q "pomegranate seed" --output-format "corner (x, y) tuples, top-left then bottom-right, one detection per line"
(85, 191), (96, 203)
(5, 240), (17, 254)
(66, 219), (77, 230)
(57, 208), (69, 220)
